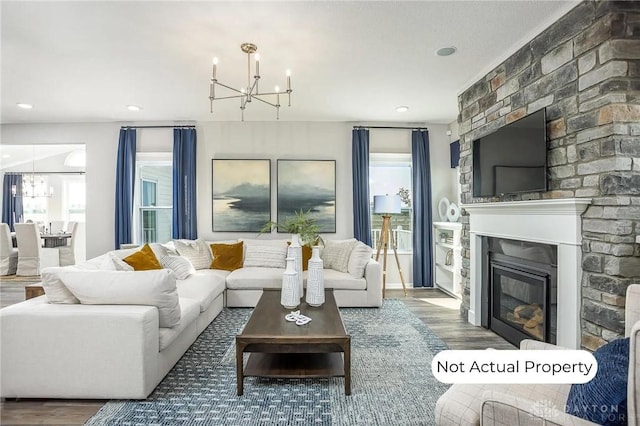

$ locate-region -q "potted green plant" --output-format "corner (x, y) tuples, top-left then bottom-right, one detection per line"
(261, 209), (322, 247)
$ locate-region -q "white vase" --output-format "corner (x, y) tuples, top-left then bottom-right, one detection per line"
(281, 257), (299, 309)
(288, 233), (304, 300)
(306, 245), (325, 307)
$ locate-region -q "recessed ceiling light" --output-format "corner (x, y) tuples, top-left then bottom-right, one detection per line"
(127, 105), (142, 111)
(2, 154), (10, 159)
(396, 106), (409, 113)
(17, 103), (33, 109)
(436, 46), (457, 57)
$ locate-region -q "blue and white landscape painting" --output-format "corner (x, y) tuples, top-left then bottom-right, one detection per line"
(277, 160), (336, 233)
(212, 159), (270, 232)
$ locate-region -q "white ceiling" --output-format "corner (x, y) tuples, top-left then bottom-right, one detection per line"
(1, 1), (579, 125)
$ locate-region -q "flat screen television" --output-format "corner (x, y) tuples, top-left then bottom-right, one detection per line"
(472, 108), (548, 197)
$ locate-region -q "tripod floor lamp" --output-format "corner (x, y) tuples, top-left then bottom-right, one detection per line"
(373, 194), (407, 297)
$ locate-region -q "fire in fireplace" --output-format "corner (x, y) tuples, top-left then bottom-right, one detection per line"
(481, 237), (557, 346)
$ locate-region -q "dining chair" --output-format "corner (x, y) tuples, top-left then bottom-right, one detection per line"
(59, 221), (78, 266)
(14, 223), (60, 276)
(0, 223), (18, 275)
(49, 220), (65, 234)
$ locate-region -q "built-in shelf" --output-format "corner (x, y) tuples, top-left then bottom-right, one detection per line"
(433, 221), (462, 299)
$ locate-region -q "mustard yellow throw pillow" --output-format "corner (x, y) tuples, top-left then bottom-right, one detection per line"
(210, 241), (244, 271)
(123, 243), (163, 271)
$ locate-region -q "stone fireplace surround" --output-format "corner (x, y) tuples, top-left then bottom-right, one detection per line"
(462, 198), (591, 349)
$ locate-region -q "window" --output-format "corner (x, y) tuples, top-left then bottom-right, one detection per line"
(369, 153), (412, 252)
(65, 179), (86, 222)
(134, 153), (173, 244)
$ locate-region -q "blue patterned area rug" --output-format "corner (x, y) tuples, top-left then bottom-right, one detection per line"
(85, 299), (450, 425)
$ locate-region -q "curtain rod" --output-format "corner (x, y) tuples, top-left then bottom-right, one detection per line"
(120, 125), (196, 129)
(353, 126), (428, 130)
(5, 171), (85, 175)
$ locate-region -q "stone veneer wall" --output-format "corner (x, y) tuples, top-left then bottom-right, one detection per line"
(457, 1), (640, 350)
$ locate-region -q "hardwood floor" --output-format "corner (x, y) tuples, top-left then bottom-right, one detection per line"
(0, 286), (512, 425)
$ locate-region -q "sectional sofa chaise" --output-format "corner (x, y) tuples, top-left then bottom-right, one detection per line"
(0, 238), (382, 399)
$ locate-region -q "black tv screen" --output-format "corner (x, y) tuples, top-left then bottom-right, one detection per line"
(472, 108), (547, 197)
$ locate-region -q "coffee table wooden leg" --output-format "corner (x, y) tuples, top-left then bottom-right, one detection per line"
(344, 340), (351, 395)
(236, 341), (245, 396)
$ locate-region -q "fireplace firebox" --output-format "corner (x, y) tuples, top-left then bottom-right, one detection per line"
(481, 237), (557, 346)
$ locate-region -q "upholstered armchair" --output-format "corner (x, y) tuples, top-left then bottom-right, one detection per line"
(435, 284), (639, 425)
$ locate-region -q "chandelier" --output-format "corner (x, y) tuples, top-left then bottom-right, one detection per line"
(11, 158), (53, 198)
(209, 43), (292, 121)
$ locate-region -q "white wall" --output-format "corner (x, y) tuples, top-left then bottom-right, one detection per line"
(2, 121), (456, 261)
(2, 123), (118, 259)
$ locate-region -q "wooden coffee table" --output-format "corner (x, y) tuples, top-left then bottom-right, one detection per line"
(236, 289), (351, 396)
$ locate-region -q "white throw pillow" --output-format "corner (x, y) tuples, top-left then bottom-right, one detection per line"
(321, 238), (357, 273)
(173, 238), (212, 270)
(58, 269), (181, 328)
(159, 254), (196, 280)
(100, 252), (135, 271)
(41, 267), (80, 304)
(241, 239), (288, 269)
(347, 242), (373, 278)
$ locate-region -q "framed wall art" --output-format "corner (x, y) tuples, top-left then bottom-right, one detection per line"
(212, 159), (271, 232)
(277, 160), (336, 233)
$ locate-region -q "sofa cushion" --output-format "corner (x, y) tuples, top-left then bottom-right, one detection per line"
(176, 270), (227, 312)
(321, 238), (357, 272)
(158, 297), (200, 351)
(173, 239), (212, 270)
(242, 239), (288, 269)
(210, 241), (244, 271)
(347, 242), (373, 278)
(41, 267), (80, 304)
(566, 337), (629, 424)
(123, 244), (163, 271)
(101, 252), (135, 271)
(314, 268), (367, 290)
(226, 267), (284, 290)
(159, 255), (196, 280)
(58, 269), (181, 327)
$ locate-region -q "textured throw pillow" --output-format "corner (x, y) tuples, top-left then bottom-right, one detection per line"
(40, 267), (80, 304)
(173, 239), (212, 270)
(566, 337), (629, 425)
(159, 255), (196, 280)
(210, 241), (244, 271)
(59, 269), (181, 328)
(101, 252), (135, 271)
(242, 239), (288, 269)
(321, 239), (357, 273)
(123, 243), (163, 271)
(347, 242), (373, 278)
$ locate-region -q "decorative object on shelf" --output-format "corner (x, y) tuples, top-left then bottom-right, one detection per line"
(373, 194), (407, 297)
(277, 160), (336, 233)
(445, 249), (454, 266)
(440, 232), (448, 243)
(306, 245), (325, 307)
(212, 159), (271, 232)
(284, 310), (312, 326)
(280, 257), (299, 309)
(446, 202), (461, 222)
(288, 233), (304, 300)
(438, 197), (450, 222)
(209, 42), (292, 121)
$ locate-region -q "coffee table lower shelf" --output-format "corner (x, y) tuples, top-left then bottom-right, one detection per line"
(244, 352), (345, 379)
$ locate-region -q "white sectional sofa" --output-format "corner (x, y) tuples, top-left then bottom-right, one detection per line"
(0, 242), (382, 399)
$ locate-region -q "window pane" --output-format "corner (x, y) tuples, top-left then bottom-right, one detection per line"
(369, 160), (413, 252)
(136, 160), (173, 244)
(142, 180), (157, 206)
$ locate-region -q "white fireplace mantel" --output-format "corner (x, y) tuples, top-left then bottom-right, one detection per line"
(461, 198), (591, 349)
